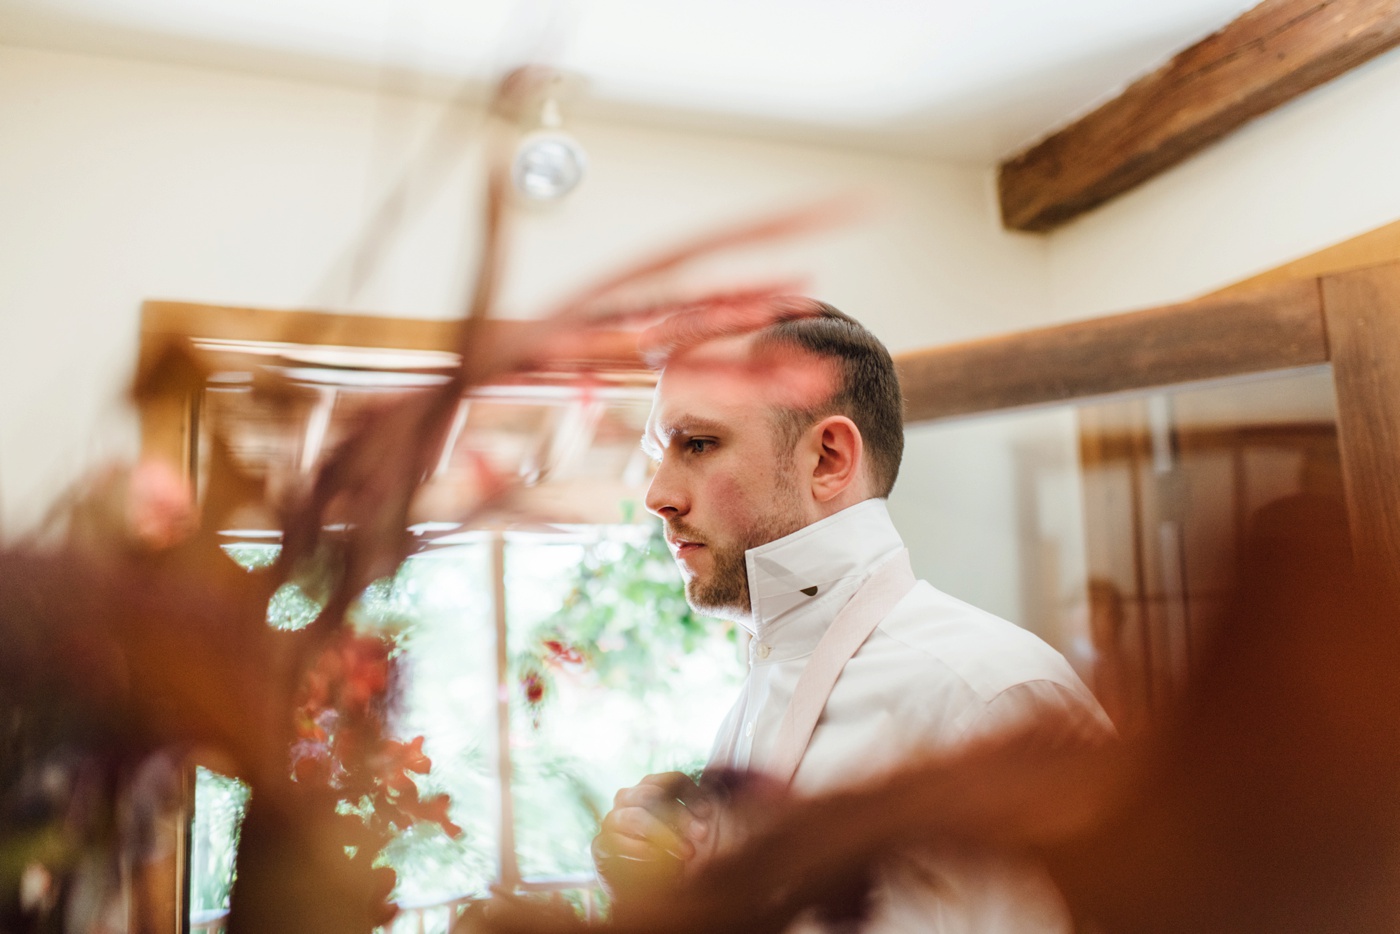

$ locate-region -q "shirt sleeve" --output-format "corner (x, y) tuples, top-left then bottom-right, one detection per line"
(960, 679), (1116, 748)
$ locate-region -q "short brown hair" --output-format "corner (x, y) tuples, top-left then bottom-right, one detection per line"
(642, 296), (906, 496)
(755, 300), (905, 497)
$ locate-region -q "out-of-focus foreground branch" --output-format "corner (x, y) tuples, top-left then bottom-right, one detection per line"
(0, 65), (850, 934)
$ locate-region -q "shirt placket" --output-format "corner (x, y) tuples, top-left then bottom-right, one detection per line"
(733, 648), (777, 770)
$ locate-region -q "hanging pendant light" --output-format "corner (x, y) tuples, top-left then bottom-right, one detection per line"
(512, 97), (587, 202)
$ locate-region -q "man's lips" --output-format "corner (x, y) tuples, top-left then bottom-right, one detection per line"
(668, 537), (706, 558)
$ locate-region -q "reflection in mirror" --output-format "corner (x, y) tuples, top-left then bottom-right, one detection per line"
(892, 365), (1345, 736)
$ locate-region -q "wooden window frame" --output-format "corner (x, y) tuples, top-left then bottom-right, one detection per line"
(138, 302), (646, 933)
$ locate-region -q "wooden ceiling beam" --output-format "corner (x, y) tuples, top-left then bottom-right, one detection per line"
(894, 278), (1326, 423)
(997, 0), (1400, 233)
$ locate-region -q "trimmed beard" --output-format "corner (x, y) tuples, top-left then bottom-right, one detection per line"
(678, 474), (807, 619)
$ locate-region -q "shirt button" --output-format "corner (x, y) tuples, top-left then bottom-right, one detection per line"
(745, 721), (755, 738)
(755, 643), (772, 660)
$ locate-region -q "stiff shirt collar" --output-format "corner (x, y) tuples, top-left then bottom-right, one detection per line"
(741, 498), (905, 658)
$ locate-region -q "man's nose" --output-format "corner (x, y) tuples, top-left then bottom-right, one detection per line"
(644, 459), (686, 518)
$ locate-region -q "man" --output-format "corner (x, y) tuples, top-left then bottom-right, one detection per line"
(593, 299), (1110, 930)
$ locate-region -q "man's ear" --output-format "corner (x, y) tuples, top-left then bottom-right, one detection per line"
(808, 415), (863, 503)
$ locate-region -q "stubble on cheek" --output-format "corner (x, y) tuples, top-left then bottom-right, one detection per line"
(680, 476), (807, 618)
(676, 479), (754, 616)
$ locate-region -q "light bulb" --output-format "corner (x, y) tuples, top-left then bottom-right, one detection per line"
(512, 131), (587, 202)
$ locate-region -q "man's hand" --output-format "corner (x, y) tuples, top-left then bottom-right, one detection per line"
(591, 772), (712, 900)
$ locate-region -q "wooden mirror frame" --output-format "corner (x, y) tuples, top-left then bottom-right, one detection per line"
(893, 243), (1400, 593)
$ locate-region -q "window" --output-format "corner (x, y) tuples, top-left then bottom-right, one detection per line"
(192, 530), (741, 932)
(152, 307), (744, 932)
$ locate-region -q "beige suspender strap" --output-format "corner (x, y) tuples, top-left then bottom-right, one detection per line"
(766, 549), (918, 786)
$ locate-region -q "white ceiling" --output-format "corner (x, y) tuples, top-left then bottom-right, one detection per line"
(0, 0), (1261, 161)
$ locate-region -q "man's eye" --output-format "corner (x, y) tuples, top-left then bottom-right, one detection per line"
(685, 438), (714, 454)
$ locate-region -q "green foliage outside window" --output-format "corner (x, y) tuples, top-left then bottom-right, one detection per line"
(507, 525), (740, 879)
(514, 522), (733, 720)
(190, 768), (250, 918)
(194, 524), (742, 925)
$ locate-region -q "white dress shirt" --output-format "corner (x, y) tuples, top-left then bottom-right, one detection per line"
(705, 498), (1111, 932)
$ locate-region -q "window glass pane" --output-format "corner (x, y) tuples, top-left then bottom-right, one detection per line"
(194, 543), (501, 929)
(505, 527), (743, 880)
(192, 526), (739, 922)
(187, 547), (266, 930)
(370, 545), (500, 905)
(190, 766), (250, 923)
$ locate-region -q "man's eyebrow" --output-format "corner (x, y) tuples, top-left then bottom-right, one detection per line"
(673, 417), (725, 435)
(640, 417), (727, 458)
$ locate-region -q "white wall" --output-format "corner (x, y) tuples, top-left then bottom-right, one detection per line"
(0, 43), (1049, 538)
(894, 408), (1086, 636)
(1047, 47), (1400, 318)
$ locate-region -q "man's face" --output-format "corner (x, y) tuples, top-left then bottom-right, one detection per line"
(642, 337), (833, 619)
